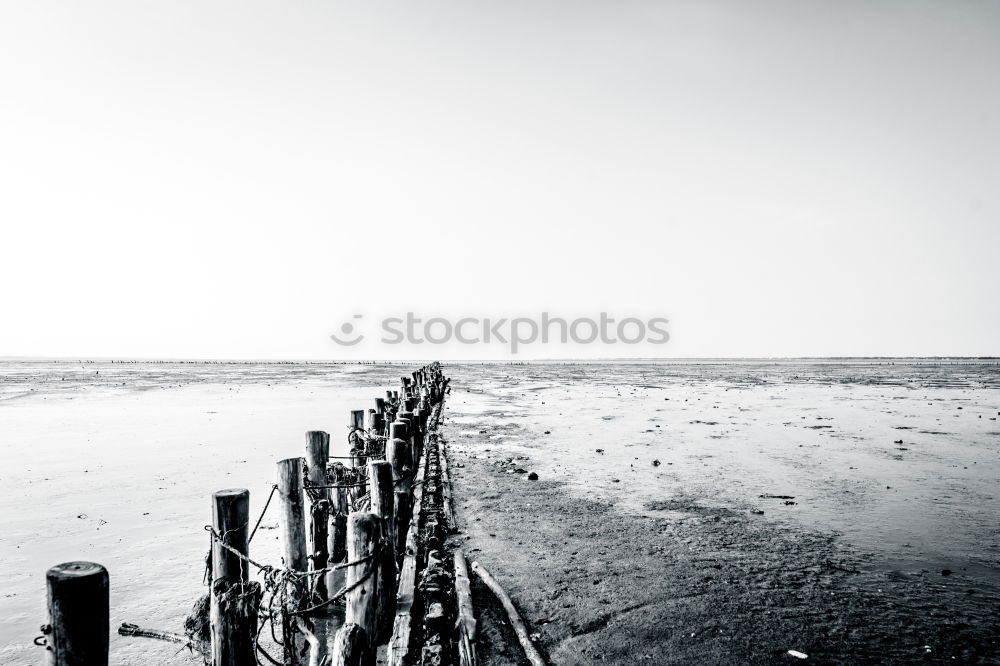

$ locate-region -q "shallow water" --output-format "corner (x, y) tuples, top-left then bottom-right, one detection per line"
(1, 359), (998, 663)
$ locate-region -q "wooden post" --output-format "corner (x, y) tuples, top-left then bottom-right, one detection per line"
(419, 397), (431, 429)
(396, 412), (413, 440)
(351, 410), (366, 431)
(305, 432), (330, 601)
(211, 489), (249, 583)
(331, 623), (373, 666)
(390, 420), (408, 441)
(211, 489), (259, 666)
(396, 412), (417, 472)
(368, 460), (398, 643)
(333, 485), (349, 557)
(388, 434), (411, 494)
(393, 491), (411, 569)
(46, 562), (109, 666)
(412, 410), (424, 463)
(368, 461), (395, 533)
(328, 502), (348, 601)
(277, 458), (308, 666)
(278, 458), (308, 570)
(346, 513), (381, 653)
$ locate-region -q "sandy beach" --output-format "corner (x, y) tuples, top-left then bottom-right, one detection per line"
(1, 360), (998, 664)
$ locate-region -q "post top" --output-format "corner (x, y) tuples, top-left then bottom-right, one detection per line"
(47, 561), (107, 580)
(213, 488), (249, 499)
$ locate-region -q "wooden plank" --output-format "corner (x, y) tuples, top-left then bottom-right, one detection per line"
(453, 550), (479, 666)
(438, 437), (458, 533)
(471, 562), (546, 666)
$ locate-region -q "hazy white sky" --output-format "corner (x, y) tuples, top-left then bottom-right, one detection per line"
(1, 1), (997, 359)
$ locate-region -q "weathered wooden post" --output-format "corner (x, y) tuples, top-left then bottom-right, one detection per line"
(351, 410), (366, 431)
(331, 623), (372, 666)
(278, 458), (308, 570)
(368, 460), (398, 642)
(419, 396), (431, 429)
(396, 412), (417, 473)
(277, 457), (308, 665)
(331, 484), (349, 560)
(327, 484), (348, 601)
(211, 489), (260, 666)
(412, 409), (425, 463)
(368, 461), (395, 546)
(393, 490), (411, 569)
(350, 416), (367, 470)
(346, 513), (381, 653)
(304, 432), (331, 601)
(46, 561), (109, 666)
(388, 422), (411, 493)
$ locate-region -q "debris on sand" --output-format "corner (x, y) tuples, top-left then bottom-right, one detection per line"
(759, 494), (795, 500)
(652, 459), (661, 466)
(527, 472), (539, 480)
(595, 448), (605, 454)
(787, 649), (808, 659)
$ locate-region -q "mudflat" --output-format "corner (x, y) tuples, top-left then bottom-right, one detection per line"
(442, 361), (1000, 664)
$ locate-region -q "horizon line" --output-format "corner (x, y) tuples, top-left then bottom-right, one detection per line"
(2, 355), (999, 363)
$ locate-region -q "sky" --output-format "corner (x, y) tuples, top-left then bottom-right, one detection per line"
(1, 1), (998, 360)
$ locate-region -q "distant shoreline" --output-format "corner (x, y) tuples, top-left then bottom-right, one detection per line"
(2, 356), (999, 364)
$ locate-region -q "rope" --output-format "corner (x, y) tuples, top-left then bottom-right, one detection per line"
(305, 480), (368, 490)
(206, 527), (378, 579)
(249, 484), (279, 544)
(288, 538), (386, 617)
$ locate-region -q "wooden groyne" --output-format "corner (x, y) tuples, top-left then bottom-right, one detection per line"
(36, 363), (455, 666)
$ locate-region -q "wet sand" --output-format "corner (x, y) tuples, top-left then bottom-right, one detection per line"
(442, 362), (1000, 664)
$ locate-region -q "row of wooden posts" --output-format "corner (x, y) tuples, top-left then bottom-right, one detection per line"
(43, 363), (449, 666)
